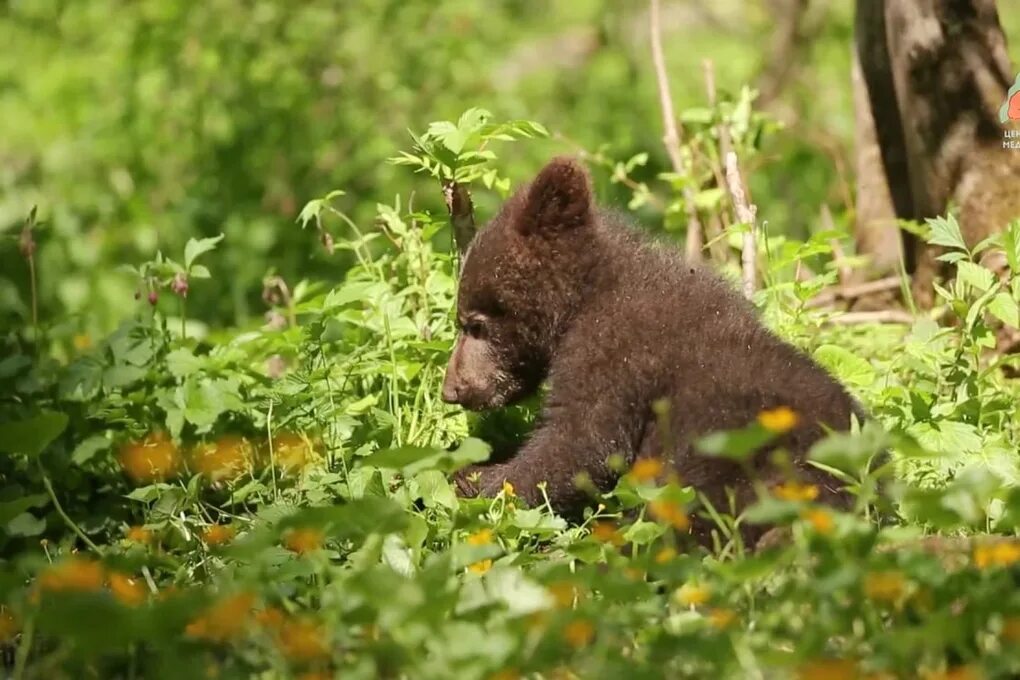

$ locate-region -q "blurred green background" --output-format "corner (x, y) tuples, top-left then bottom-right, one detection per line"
(2, 0), (1019, 336)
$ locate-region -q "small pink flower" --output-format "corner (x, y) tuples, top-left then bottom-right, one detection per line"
(171, 273), (189, 298)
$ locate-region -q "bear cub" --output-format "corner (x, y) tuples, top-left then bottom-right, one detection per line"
(442, 157), (866, 547)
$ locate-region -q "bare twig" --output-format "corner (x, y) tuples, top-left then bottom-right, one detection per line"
(650, 0), (703, 261)
(807, 276), (903, 308)
(442, 181), (477, 255)
(824, 310), (915, 325)
(724, 151), (757, 299)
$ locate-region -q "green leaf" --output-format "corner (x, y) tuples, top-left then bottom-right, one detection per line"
(71, 435), (111, 465)
(0, 494), (48, 526)
(457, 107), (491, 135)
(988, 292), (1020, 328)
(925, 215), (967, 251)
(0, 411), (69, 457)
(6, 512), (46, 537)
(956, 260), (995, 292)
(813, 344), (876, 387)
(697, 423), (776, 461)
(413, 470), (458, 509)
(742, 496), (801, 524)
(183, 234), (224, 269)
(361, 438), (490, 475)
(621, 520), (665, 546)
(1003, 219), (1020, 272)
(165, 348), (203, 378)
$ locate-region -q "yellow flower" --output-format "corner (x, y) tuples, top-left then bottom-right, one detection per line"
(284, 527), (325, 555)
(467, 528), (493, 546)
(864, 570), (907, 605)
(0, 607), (18, 642)
(624, 567), (645, 582)
(73, 333), (93, 351)
(275, 617), (330, 662)
(707, 607), (737, 630)
(590, 521), (625, 546)
(190, 436), (255, 482)
(797, 659), (858, 680)
(201, 524), (237, 547)
(108, 572), (147, 606)
(468, 559), (492, 574)
(126, 525), (153, 544)
(649, 500), (690, 531)
(773, 481), (820, 502)
(502, 481), (516, 497)
(38, 556), (105, 593)
(268, 432), (318, 472)
(675, 582), (711, 607)
(255, 606), (287, 631)
(629, 457), (664, 483)
(547, 581), (581, 609)
(654, 547), (678, 564)
(1002, 616), (1020, 643)
(802, 508), (834, 535)
(185, 592), (256, 642)
(758, 406), (799, 433)
(973, 540), (1020, 569)
(562, 619), (595, 648)
(118, 432), (181, 483)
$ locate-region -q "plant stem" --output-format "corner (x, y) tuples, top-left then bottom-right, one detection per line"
(39, 465), (104, 555)
(28, 254), (38, 340)
(12, 614), (35, 680)
(266, 400), (279, 501)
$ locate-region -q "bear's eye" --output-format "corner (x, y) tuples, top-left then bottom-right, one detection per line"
(463, 318), (486, 340)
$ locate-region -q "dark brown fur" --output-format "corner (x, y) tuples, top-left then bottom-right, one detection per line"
(443, 158), (864, 548)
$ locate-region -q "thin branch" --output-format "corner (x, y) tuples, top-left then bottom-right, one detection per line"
(724, 151), (757, 299)
(40, 467), (104, 555)
(807, 276), (903, 308)
(442, 180), (477, 256)
(824, 310), (915, 325)
(650, 0), (703, 261)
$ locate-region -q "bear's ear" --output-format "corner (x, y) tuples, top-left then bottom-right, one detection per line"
(516, 157), (593, 237)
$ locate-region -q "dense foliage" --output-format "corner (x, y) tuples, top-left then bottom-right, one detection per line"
(4, 2), (1020, 679)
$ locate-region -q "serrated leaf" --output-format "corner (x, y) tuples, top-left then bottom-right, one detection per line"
(813, 344), (876, 387)
(926, 215), (967, 251)
(457, 108), (491, 135)
(989, 292), (1020, 328)
(0, 411), (69, 457)
(165, 348), (203, 378)
(956, 260), (995, 292)
(184, 234), (224, 269)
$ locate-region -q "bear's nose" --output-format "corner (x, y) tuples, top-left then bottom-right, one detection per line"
(441, 373), (461, 404)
